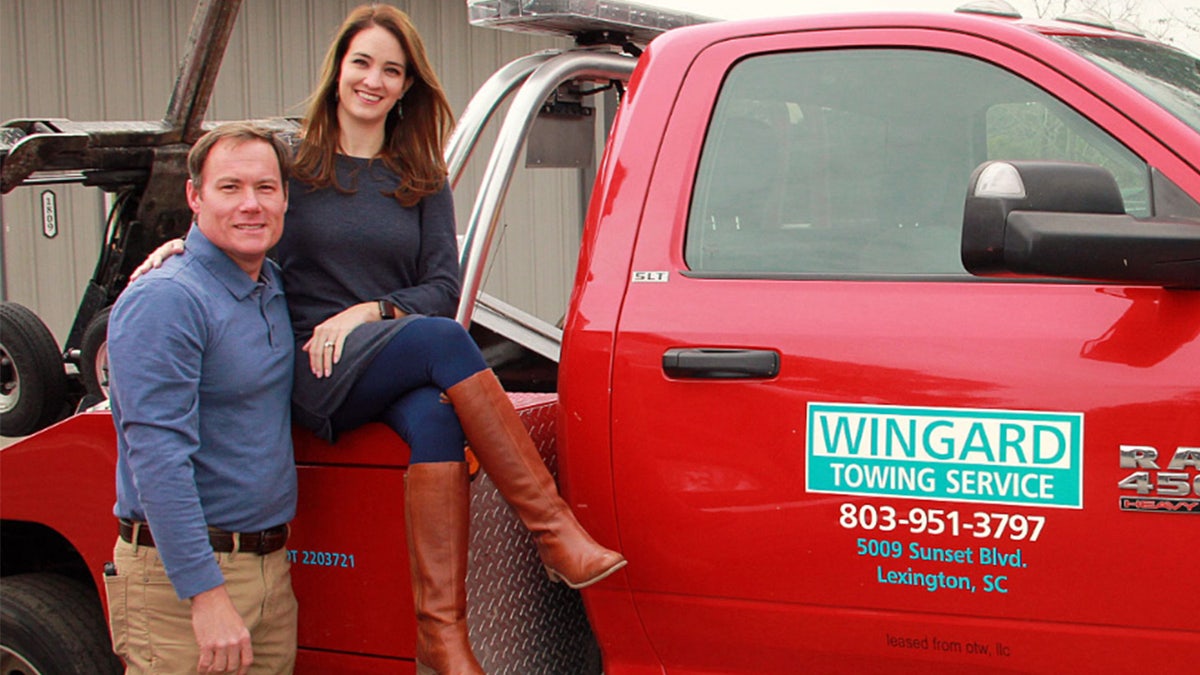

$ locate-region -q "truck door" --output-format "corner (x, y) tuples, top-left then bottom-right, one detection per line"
(608, 28), (1200, 673)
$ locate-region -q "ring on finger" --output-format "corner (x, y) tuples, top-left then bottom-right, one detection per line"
(324, 341), (334, 349)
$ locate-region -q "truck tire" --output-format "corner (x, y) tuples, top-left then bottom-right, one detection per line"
(0, 302), (69, 436)
(0, 573), (122, 675)
(79, 306), (112, 400)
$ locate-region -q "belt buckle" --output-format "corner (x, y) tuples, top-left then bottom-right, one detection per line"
(253, 530), (270, 555)
(251, 526), (284, 555)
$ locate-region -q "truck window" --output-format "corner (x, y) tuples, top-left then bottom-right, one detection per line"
(1052, 35), (1200, 134)
(684, 48), (1151, 276)
(986, 101), (1150, 216)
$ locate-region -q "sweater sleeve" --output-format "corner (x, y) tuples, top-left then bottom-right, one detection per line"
(384, 183), (461, 318)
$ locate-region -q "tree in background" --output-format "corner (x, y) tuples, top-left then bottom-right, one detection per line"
(1030, 0), (1199, 48)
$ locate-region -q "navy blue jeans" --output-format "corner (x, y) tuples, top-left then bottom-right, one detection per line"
(329, 317), (486, 463)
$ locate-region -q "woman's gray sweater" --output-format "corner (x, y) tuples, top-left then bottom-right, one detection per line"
(276, 155), (460, 440)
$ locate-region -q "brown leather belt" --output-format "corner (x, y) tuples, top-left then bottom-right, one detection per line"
(119, 518), (288, 555)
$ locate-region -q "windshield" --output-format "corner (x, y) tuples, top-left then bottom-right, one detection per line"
(1053, 35), (1200, 133)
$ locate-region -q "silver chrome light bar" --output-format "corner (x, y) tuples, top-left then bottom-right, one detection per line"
(467, 0), (714, 45)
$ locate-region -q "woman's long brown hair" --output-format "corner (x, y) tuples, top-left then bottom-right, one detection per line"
(294, 4), (454, 207)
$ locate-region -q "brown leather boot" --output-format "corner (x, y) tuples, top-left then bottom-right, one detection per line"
(446, 370), (627, 589)
(405, 462), (485, 675)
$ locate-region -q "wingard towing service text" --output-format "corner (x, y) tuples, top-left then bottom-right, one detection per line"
(806, 403), (1083, 508)
(804, 403), (1083, 600)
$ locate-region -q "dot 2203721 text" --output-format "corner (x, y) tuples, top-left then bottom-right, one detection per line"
(287, 549), (357, 568)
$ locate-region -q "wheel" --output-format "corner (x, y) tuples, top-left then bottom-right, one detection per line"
(0, 302), (68, 436)
(79, 306), (112, 401)
(0, 573), (122, 675)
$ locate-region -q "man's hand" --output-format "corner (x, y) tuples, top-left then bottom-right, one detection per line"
(190, 585), (252, 674)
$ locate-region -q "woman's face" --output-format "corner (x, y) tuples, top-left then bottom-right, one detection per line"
(337, 25), (411, 129)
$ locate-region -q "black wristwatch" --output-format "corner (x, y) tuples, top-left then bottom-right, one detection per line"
(378, 300), (395, 320)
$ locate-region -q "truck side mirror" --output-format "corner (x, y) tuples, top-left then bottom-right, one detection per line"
(961, 160), (1200, 288)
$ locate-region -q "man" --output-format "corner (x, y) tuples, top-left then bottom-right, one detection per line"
(105, 122), (297, 674)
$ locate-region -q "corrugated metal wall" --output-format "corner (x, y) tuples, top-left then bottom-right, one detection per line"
(1, 0), (580, 344)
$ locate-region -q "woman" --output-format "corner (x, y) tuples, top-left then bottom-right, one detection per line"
(137, 6), (624, 674)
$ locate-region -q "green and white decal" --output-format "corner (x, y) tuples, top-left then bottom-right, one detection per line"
(806, 403), (1083, 508)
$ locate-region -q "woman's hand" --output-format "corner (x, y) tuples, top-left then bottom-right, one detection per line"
(302, 303), (381, 378)
(129, 238), (185, 281)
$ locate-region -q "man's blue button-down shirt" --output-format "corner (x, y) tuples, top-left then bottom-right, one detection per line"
(109, 225), (296, 599)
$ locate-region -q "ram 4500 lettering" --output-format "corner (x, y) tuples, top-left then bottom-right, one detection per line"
(2, 1), (1198, 673)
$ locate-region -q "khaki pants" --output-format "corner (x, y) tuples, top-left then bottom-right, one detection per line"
(104, 538), (297, 674)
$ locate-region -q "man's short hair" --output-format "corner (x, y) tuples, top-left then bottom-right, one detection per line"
(187, 122), (292, 186)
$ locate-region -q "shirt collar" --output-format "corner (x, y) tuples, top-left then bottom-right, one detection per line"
(185, 225), (281, 300)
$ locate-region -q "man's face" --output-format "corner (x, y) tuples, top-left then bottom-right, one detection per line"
(186, 138), (287, 277)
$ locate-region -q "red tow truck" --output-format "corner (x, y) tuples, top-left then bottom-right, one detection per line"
(3, 1), (1199, 673)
